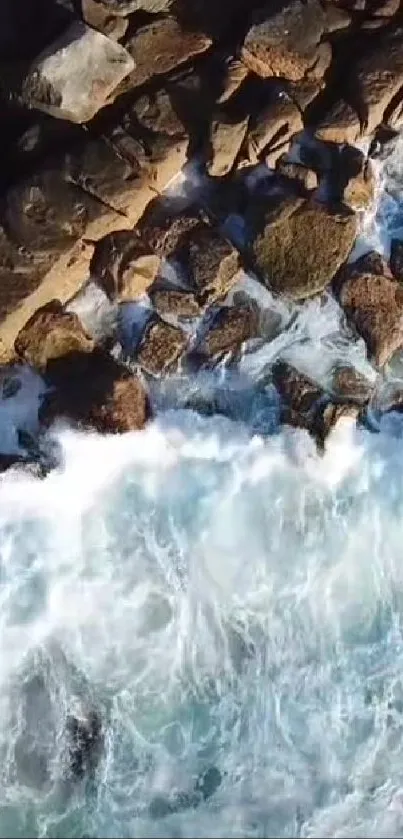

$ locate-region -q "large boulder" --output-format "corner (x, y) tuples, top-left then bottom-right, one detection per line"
(350, 26), (403, 135)
(21, 20), (134, 123)
(197, 302), (261, 361)
(135, 317), (187, 375)
(246, 94), (303, 163)
(249, 197), (357, 300)
(15, 301), (149, 433)
(241, 0), (331, 82)
(337, 253), (403, 367)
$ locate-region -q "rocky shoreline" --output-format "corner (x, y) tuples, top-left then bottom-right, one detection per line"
(1, 0), (403, 471)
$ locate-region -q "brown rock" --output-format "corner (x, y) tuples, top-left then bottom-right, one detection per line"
(124, 18), (212, 90)
(136, 317), (187, 375)
(14, 300), (94, 371)
(351, 27), (403, 135)
(242, 0), (330, 82)
(372, 0), (400, 17)
(131, 88), (186, 139)
(64, 137), (138, 216)
(207, 115), (249, 177)
(288, 79), (322, 111)
(247, 95), (303, 162)
(149, 287), (201, 318)
(337, 257), (403, 367)
(390, 239), (403, 281)
(199, 302), (260, 359)
(94, 0), (172, 11)
(139, 207), (202, 257)
(315, 99), (361, 145)
(81, 0), (129, 39)
(250, 198), (357, 299)
(316, 402), (359, 447)
(343, 156), (374, 210)
(216, 57), (249, 104)
(331, 364), (374, 404)
(90, 230), (161, 301)
(21, 20), (134, 123)
(275, 156), (318, 190)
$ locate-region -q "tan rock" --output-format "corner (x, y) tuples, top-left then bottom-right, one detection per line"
(21, 20), (134, 123)
(136, 317), (187, 375)
(150, 287), (201, 318)
(343, 157), (374, 210)
(247, 96), (303, 162)
(14, 300), (94, 372)
(124, 17), (212, 89)
(352, 27), (403, 135)
(90, 230), (161, 301)
(315, 99), (361, 145)
(81, 0), (129, 39)
(199, 303), (260, 359)
(275, 156), (318, 190)
(288, 79), (323, 111)
(250, 198), (357, 299)
(217, 57), (249, 104)
(338, 257), (403, 367)
(207, 115), (249, 177)
(242, 0), (329, 82)
(92, 0), (172, 12)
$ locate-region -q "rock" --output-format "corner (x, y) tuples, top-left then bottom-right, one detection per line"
(288, 79), (322, 111)
(331, 364), (374, 404)
(314, 99), (361, 145)
(247, 95), (303, 162)
(15, 301), (149, 432)
(124, 17), (212, 90)
(337, 256), (403, 367)
(217, 57), (249, 104)
(91, 0), (172, 12)
(241, 0), (330, 82)
(207, 115), (249, 177)
(198, 302), (260, 360)
(131, 88), (187, 139)
(250, 197), (357, 299)
(275, 156), (318, 191)
(66, 710), (104, 780)
(64, 136), (138, 216)
(136, 317), (187, 375)
(81, 0), (129, 39)
(21, 20), (135, 123)
(351, 27), (403, 135)
(14, 300), (94, 371)
(343, 154), (374, 210)
(91, 230), (162, 302)
(316, 402), (359, 446)
(149, 287), (201, 318)
(390, 239), (403, 281)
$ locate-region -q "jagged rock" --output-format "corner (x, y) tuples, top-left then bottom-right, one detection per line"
(198, 302), (260, 360)
(21, 20), (134, 123)
(314, 99), (361, 145)
(249, 197), (357, 299)
(149, 287), (201, 318)
(131, 88), (187, 139)
(91, 230), (162, 301)
(15, 301), (149, 432)
(351, 27), (403, 135)
(265, 141), (292, 168)
(288, 79), (323, 111)
(241, 0), (331, 82)
(390, 239), (403, 281)
(343, 154), (374, 210)
(64, 137), (138, 216)
(207, 116), (249, 177)
(81, 0), (129, 39)
(217, 57), (249, 104)
(14, 300), (95, 371)
(92, 0), (172, 12)
(136, 317), (187, 375)
(337, 256), (403, 367)
(331, 364), (374, 404)
(247, 95), (303, 163)
(66, 711), (104, 781)
(275, 156), (318, 190)
(124, 17), (212, 89)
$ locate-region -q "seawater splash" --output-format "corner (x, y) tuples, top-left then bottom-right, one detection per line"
(2, 415), (403, 838)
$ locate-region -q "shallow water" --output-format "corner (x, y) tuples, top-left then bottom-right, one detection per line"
(2, 138), (403, 838)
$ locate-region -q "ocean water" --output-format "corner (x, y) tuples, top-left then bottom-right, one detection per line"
(1, 137), (403, 838)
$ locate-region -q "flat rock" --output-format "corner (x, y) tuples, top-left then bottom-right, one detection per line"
(198, 302), (260, 360)
(337, 257), (403, 367)
(136, 317), (187, 375)
(250, 198), (357, 300)
(242, 0), (330, 82)
(207, 115), (249, 177)
(351, 27), (403, 135)
(91, 230), (162, 301)
(21, 20), (134, 123)
(124, 17), (212, 89)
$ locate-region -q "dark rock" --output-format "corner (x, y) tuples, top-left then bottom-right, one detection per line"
(207, 115), (249, 177)
(21, 20), (134, 123)
(198, 302), (260, 360)
(350, 27), (403, 135)
(390, 239), (403, 281)
(246, 95), (303, 164)
(337, 255), (403, 367)
(66, 710), (104, 780)
(314, 99), (361, 145)
(64, 136), (139, 216)
(136, 317), (187, 375)
(331, 365), (374, 404)
(249, 197), (357, 300)
(149, 287), (201, 318)
(15, 300), (94, 372)
(275, 156), (318, 191)
(91, 230), (162, 301)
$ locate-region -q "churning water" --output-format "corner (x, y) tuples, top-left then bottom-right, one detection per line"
(3, 137), (403, 838)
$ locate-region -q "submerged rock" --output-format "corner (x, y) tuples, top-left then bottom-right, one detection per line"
(66, 710), (104, 781)
(196, 302), (261, 361)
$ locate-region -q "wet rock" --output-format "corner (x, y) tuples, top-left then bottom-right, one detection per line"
(331, 365), (374, 404)
(21, 20), (134, 123)
(197, 302), (260, 360)
(316, 402), (360, 446)
(124, 17), (212, 90)
(136, 316), (187, 375)
(249, 197), (357, 300)
(351, 27), (403, 135)
(247, 96), (303, 163)
(275, 156), (318, 191)
(66, 710), (104, 780)
(337, 256), (403, 367)
(314, 99), (361, 145)
(91, 230), (162, 301)
(149, 287), (201, 318)
(241, 0), (331, 82)
(15, 301), (149, 433)
(389, 239), (403, 281)
(343, 154), (374, 211)
(207, 115), (249, 177)
(15, 300), (94, 372)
